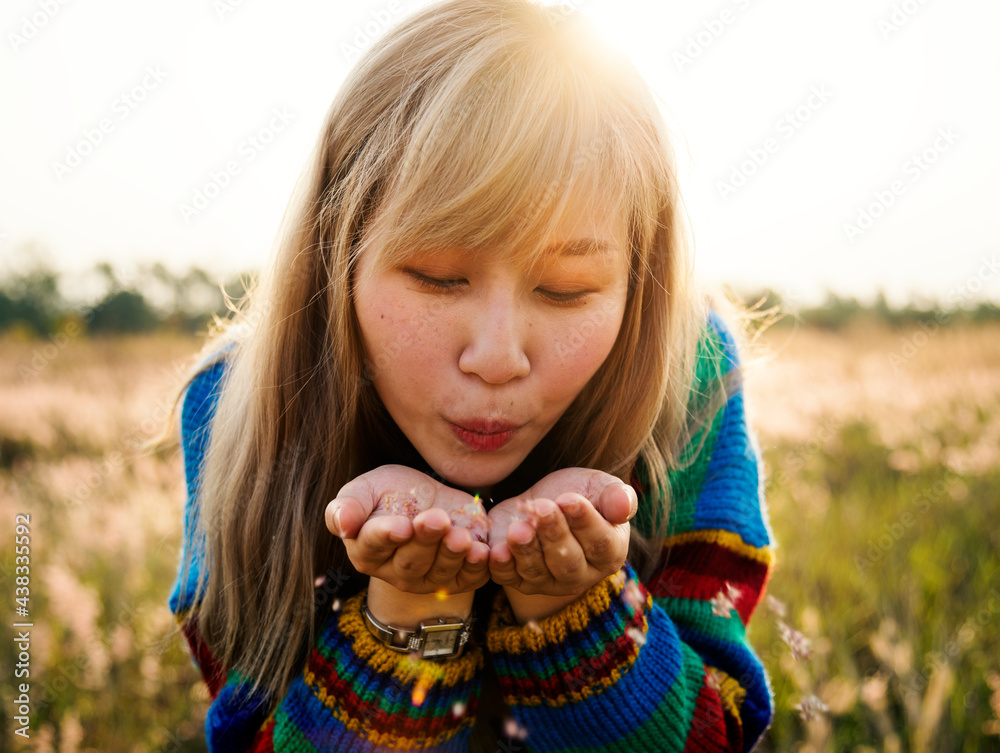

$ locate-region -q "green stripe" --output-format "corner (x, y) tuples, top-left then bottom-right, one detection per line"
(311, 641), (458, 722)
(271, 705), (319, 752)
(654, 596), (747, 644)
(551, 641), (707, 753)
(494, 603), (635, 682)
(634, 322), (730, 540)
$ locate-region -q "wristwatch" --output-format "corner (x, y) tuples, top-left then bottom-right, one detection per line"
(361, 597), (471, 660)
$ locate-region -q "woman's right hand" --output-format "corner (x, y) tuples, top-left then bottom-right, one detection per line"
(325, 465), (491, 597)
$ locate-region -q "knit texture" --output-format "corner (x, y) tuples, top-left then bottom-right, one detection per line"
(168, 311), (774, 752)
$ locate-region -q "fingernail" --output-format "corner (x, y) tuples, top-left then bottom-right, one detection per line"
(620, 483), (638, 506)
(562, 500), (584, 519)
(333, 507), (343, 535)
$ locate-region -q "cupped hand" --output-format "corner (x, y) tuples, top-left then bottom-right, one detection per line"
(487, 467), (638, 598)
(325, 465), (491, 595)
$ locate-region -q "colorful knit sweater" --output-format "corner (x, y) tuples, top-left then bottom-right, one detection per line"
(168, 310), (774, 752)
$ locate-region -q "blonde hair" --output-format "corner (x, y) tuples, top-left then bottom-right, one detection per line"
(163, 0), (733, 701)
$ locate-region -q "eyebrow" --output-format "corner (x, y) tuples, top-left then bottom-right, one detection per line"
(544, 238), (620, 256)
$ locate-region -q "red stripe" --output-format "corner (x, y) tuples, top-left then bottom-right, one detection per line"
(648, 541), (769, 623)
(496, 610), (644, 700)
(181, 617), (228, 699)
(681, 672), (729, 753)
(248, 717), (276, 752)
(307, 647), (475, 739)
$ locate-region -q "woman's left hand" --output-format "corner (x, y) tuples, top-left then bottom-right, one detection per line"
(486, 468), (637, 601)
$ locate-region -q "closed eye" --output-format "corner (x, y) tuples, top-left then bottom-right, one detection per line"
(404, 269), (467, 291)
(536, 288), (589, 306)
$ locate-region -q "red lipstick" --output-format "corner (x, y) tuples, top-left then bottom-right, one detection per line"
(449, 419), (518, 452)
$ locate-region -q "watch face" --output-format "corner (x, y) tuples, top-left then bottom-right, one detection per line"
(421, 627), (460, 658)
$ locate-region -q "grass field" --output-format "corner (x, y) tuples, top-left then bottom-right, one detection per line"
(1, 322), (998, 752)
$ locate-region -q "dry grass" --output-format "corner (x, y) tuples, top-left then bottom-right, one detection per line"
(0, 323), (998, 751)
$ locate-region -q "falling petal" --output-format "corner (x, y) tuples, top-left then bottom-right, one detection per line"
(623, 580), (646, 610)
(778, 620), (813, 661)
(626, 626), (647, 647)
(710, 589), (737, 618)
(794, 694), (828, 722)
(411, 675), (432, 707)
(525, 620), (542, 634)
(765, 594), (787, 618)
(435, 588), (450, 601)
(331, 598), (341, 612)
(314, 574), (327, 588)
(451, 701), (466, 718)
(503, 718), (529, 740)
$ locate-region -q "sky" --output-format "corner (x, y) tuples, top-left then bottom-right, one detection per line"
(1, 0), (998, 308)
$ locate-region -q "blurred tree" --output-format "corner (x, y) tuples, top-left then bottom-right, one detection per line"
(84, 290), (160, 333)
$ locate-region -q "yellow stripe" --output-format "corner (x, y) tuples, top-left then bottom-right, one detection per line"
(302, 666), (474, 749)
(499, 614), (647, 707)
(487, 569), (648, 654)
(662, 529), (773, 566)
(305, 591), (481, 748)
(486, 570), (649, 706)
(336, 591), (482, 687)
(706, 666), (746, 720)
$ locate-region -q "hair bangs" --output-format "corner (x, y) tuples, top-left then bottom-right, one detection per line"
(364, 45), (631, 276)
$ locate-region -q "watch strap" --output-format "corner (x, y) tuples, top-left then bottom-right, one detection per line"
(361, 597), (471, 659)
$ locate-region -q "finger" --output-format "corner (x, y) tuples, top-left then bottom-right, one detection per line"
(455, 541), (492, 592)
(488, 540), (521, 586)
(533, 501), (587, 581)
(507, 503), (553, 585)
(326, 495), (373, 539)
(425, 526), (474, 583)
(350, 515), (414, 568)
(555, 493), (626, 569)
(391, 509), (453, 576)
(591, 481), (637, 525)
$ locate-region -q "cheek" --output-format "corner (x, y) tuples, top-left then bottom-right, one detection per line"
(359, 298), (452, 380)
(544, 298), (626, 378)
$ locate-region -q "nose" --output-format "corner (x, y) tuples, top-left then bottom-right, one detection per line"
(458, 294), (531, 384)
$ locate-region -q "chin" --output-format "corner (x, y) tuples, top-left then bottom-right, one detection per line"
(430, 455), (519, 494)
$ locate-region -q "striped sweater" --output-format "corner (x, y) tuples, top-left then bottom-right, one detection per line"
(168, 310), (774, 752)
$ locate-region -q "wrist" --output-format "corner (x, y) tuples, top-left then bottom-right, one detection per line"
(502, 587), (585, 624)
(366, 578), (475, 629)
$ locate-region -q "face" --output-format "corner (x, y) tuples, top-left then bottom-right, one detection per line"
(353, 198), (629, 495)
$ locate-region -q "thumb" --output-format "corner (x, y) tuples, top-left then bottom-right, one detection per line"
(325, 496), (368, 539)
(594, 481), (638, 526)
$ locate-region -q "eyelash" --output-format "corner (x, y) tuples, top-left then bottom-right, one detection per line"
(405, 270), (588, 306)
